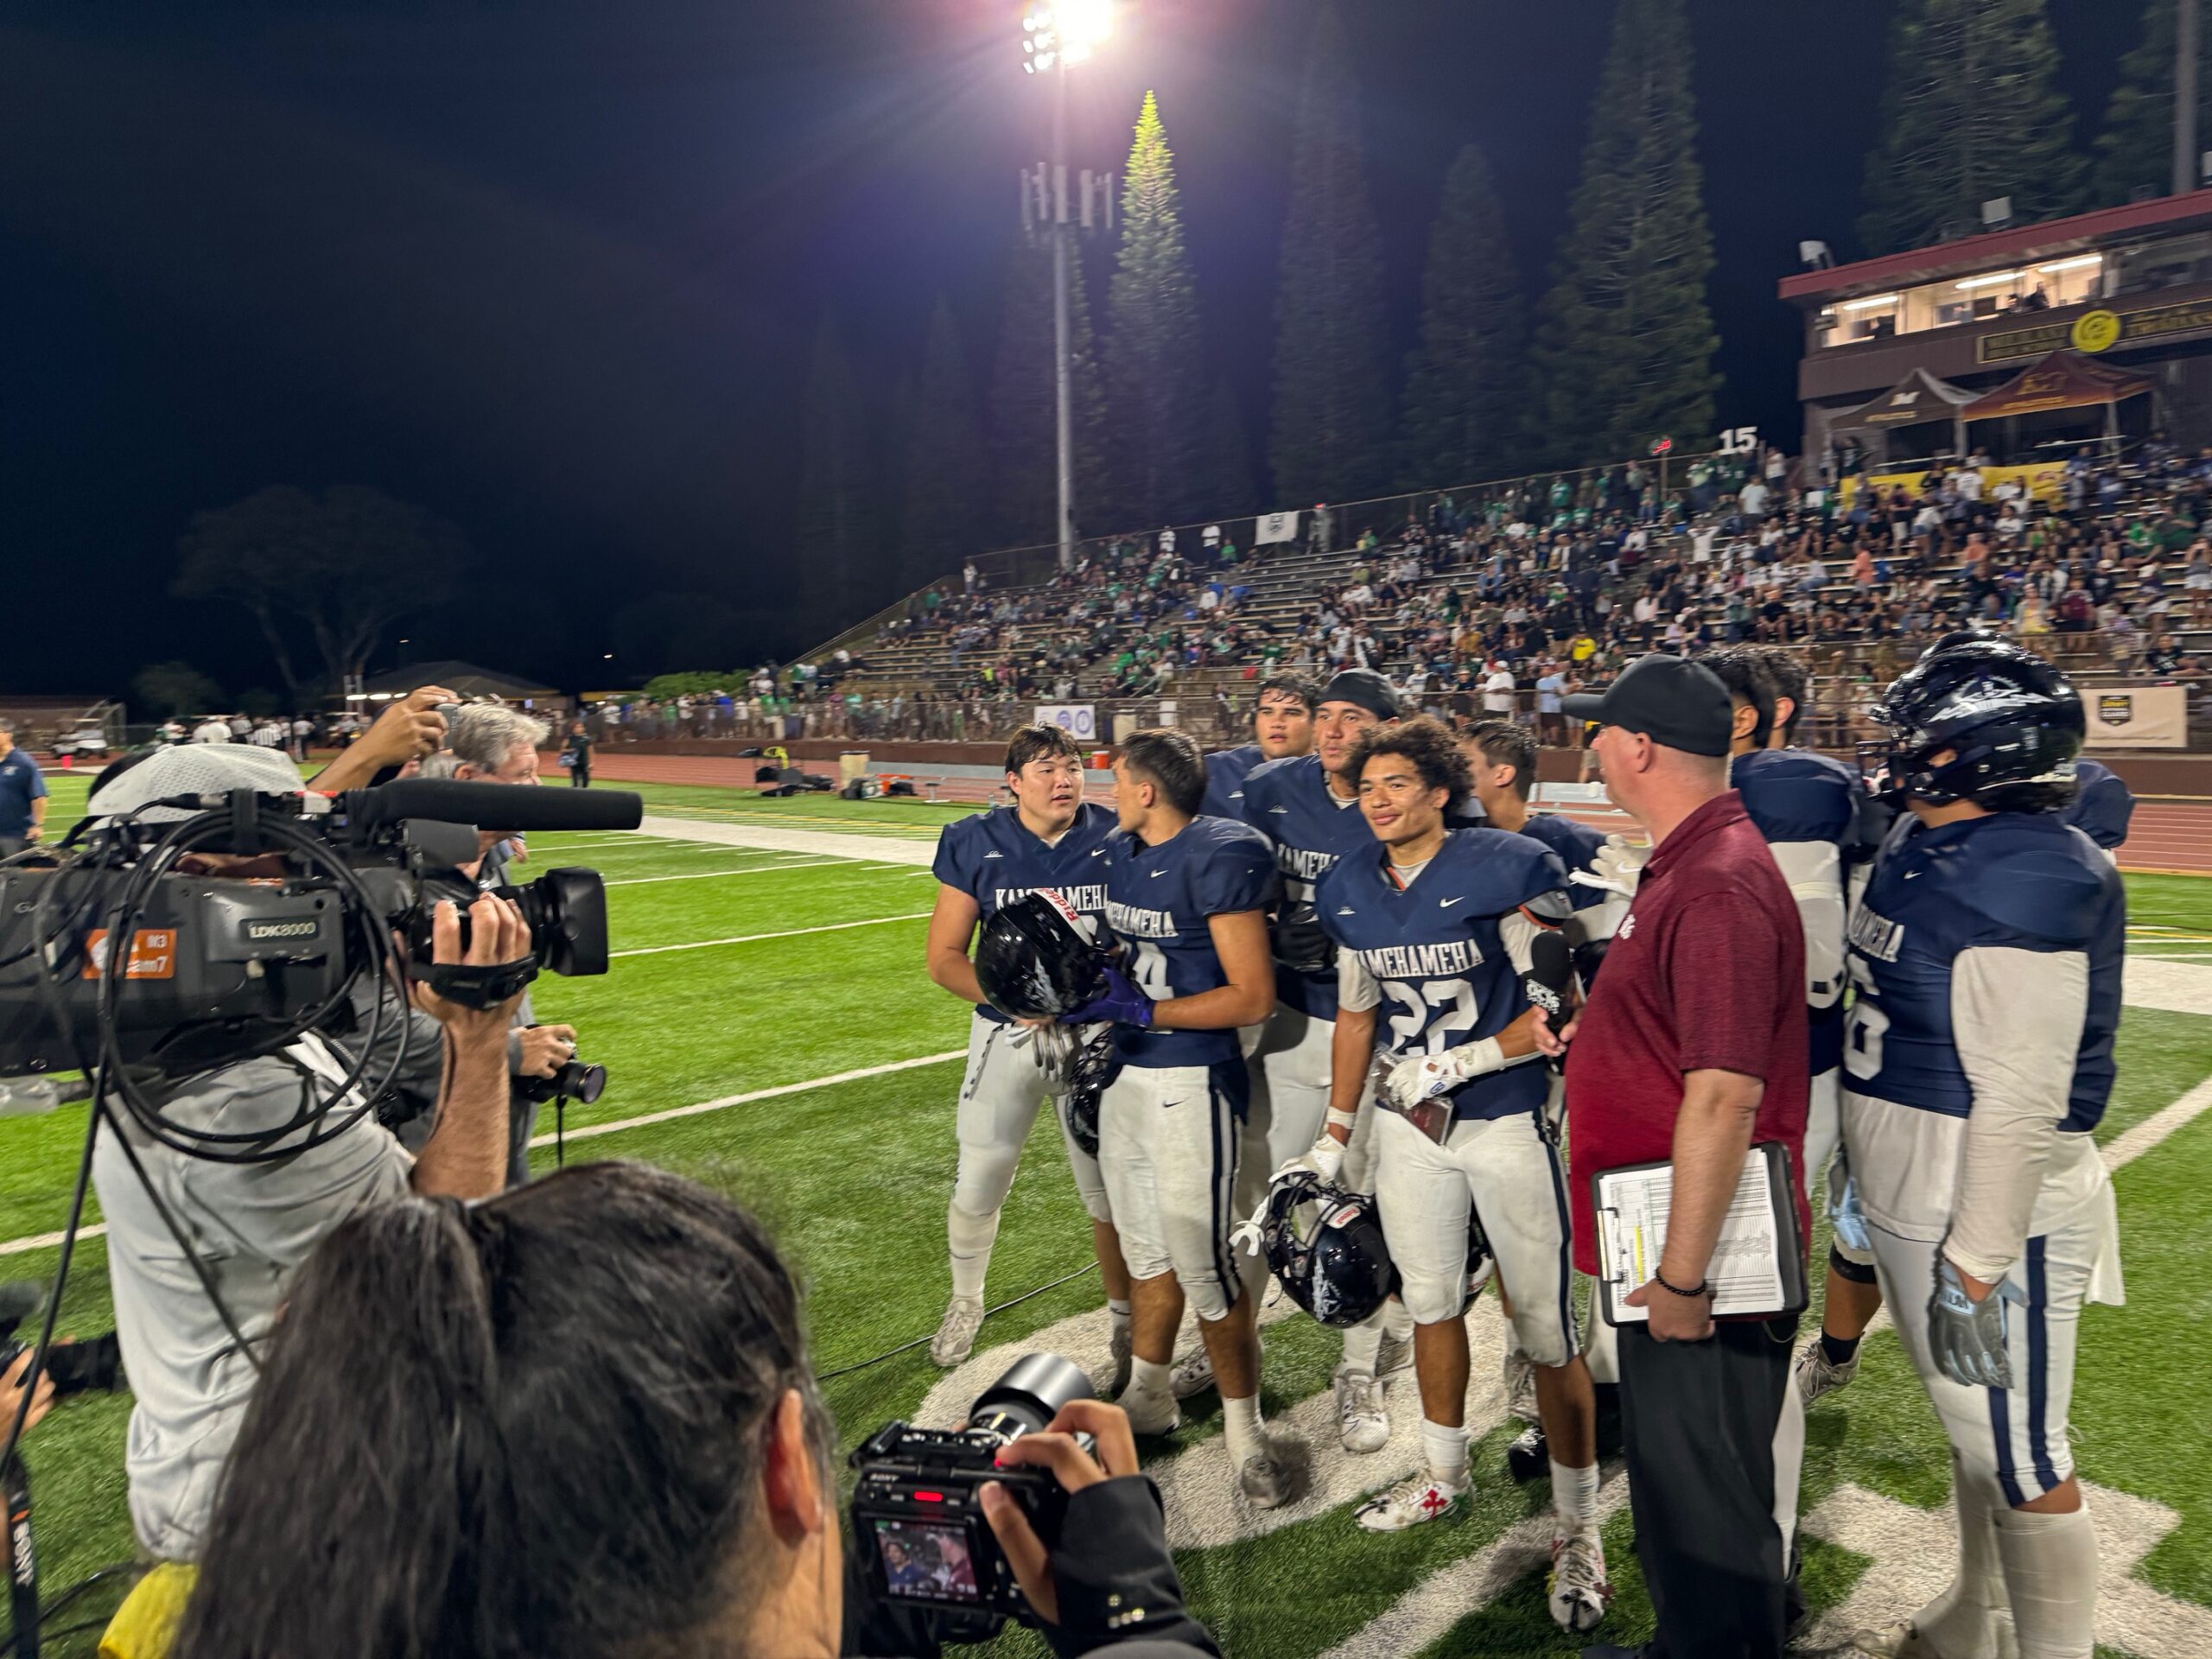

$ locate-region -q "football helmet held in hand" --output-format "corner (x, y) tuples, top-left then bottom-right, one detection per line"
(974, 892), (1108, 1021)
(1243, 1171), (1396, 1328)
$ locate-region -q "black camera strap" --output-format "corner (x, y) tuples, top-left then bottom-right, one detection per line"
(4, 1452), (36, 1659)
(409, 957), (538, 1009)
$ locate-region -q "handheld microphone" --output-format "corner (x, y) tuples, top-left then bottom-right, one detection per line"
(1523, 929), (1576, 1068)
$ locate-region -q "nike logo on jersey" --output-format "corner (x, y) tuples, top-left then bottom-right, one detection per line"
(1150, 868), (1168, 878)
(1439, 897), (1465, 908)
(1090, 848), (1106, 856)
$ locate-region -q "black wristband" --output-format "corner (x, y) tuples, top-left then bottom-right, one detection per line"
(1653, 1268), (1711, 1300)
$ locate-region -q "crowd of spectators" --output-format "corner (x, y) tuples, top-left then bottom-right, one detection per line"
(579, 440), (2209, 752)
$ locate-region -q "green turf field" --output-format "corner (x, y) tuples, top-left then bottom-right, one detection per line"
(4, 774), (2209, 1656)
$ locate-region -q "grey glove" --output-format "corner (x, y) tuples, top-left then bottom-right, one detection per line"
(1928, 1255), (2024, 1389)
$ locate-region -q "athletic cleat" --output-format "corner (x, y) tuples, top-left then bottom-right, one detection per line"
(1238, 1452), (1295, 1509)
(930, 1296), (983, 1368)
(1796, 1336), (1860, 1406)
(1547, 1528), (1611, 1633)
(1118, 1385), (1181, 1437)
(1332, 1366), (1389, 1454)
(1506, 1421), (1550, 1483)
(1849, 1618), (2018, 1659)
(1354, 1471), (1467, 1532)
(1169, 1344), (1217, 1401)
(1108, 1318), (1133, 1397)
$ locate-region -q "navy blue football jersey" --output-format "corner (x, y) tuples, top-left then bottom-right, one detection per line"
(1202, 742), (1264, 821)
(933, 802), (1118, 1026)
(1844, 812), (2123, 1132)
(1514, 812), (1607, 909)
(1242, 753), (1486, 1020)
(1316, 829), (1569, 1123)
(1099, 814), (1277, 1066)
(2062, 757), (2134, 851)
(1733, 747), (1860, 1076)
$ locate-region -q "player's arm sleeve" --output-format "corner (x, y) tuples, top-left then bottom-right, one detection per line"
(1201, 834), (1277, 916)
(1944, 944), (2089, 1285)
(930, 826), (970, 890)
(1767, 840), (1846, 1012)
(1335, 950), (1381, 1014)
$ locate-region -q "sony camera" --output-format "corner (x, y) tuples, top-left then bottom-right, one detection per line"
(849, 1354), (1094, 1622)
(0, 776), (641, 1081)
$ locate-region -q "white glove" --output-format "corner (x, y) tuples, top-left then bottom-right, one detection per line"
(1382, 1037), (1506, 1109)
(1273, 1132), (1346, 1187)
(1571, 833), (1649, 899)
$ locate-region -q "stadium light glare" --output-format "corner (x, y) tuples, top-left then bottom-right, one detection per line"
(1955, 270), (2023, 290)
(2035, 255), (2101, 275)
(1840, 293), (1902, 311)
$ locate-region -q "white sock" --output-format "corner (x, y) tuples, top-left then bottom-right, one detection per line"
(1221, 1392), (1265, 1468)
(1420, 1417), (1470, 1489)
(1125, 1357), (1172, 1400)
(1550, 1458), (1600, 1531)
(1339, 1306), (1386, 1376)
(1108, 1297), (1132, 1320)
(945, 1204), (999, 1301)
(1916, 1458), (2008, 1655)
(1994, 1502), (2097, 1659)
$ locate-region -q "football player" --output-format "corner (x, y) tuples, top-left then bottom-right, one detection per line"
(1218, 669), (1426, 1453)
(2061, 755), (2134, 860)
(1702, 647), (1876, 1407)
(1201, 674), (1320, 818)
(1309, 718), (1610, 1635)
(924, 724), (1128, 1372)
(1842, 638), (2123, 1659)
(1069, 729), (1298, 1506)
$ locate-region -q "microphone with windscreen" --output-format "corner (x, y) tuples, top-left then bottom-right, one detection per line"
(1522, 928), (1577, 1069)
(342, 779), (644, 836)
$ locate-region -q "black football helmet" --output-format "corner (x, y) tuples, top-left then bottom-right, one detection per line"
(974, 893), (1109, 1021)
(1866, 633), (2084, 813)
(1058, 1027), (1119, 1159)
(1257, 1172), (1397, 1328)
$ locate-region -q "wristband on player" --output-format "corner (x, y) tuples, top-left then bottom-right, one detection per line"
(1325, 1106), (1359, 1134)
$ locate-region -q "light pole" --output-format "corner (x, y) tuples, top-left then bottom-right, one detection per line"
(1023, 2), (1113, 572)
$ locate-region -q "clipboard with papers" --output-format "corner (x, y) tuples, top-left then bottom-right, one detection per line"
(1592, 1141), (1806, 1325)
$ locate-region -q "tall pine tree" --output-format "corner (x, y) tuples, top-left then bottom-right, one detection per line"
(988, 237), (1109, 549)
(2093, 0), (2212, 207)
(1527, 0), (1719, 468)
(1398, 144), (1526, 490)
(899, 297), (988, 591)
(1857, 0), (2086, 255)
(794, 316), (880, 628)
(1103, 92), (1208, 529)
(1269, 3), (1393, 506)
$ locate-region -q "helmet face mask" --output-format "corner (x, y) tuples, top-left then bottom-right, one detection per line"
(1871, 636), (2085, 814)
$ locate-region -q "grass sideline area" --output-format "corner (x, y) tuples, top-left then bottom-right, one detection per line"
(0, 774), (2205, 1656)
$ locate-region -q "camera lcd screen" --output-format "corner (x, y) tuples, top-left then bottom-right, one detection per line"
(874, 1516), (981, 1603)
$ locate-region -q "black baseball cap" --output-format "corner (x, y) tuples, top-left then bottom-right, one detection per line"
(1318, 669), (1401, 721)
(1560, 653), (1732, 757)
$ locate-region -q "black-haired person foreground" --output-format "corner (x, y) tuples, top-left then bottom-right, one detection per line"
(170, 1162), (1216, 1659)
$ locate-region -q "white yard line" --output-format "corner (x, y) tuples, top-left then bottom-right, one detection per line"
(634, 813), (938, 868)
(524, 1050), (964, 1147)
(606, 860), (929, 887)
(613, 913), (934, 958)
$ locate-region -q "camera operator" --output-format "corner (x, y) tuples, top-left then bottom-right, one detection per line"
(80, 743), (532, 1591)
(171, 1162), (1216, 1659)
(0, 719), (48, 856)
(445, 702), (578, 1185)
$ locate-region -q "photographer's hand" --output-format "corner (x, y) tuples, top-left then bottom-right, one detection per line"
(516, 1023), (578, 1079)
(307, 684), (458, 792)
(979, 1400), (1138, 1627)
(409, 893), (531, 1199)
(3, 1348), (55, 1437)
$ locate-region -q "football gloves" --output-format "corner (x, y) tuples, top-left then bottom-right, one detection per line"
(1381, 1037), (1506, 1109)
(1271, 1132), (1346, 1189)
(1269, 905), (1337, 976)
(1929, 1255), (2024, 1389)
(1570, 834), (1649, 900)
(1827, 1155), (1872, 1255)
(1064, 960), (1154, 1029)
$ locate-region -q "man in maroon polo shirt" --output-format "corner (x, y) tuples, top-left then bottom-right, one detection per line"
(1542, 653), (1810, 1659)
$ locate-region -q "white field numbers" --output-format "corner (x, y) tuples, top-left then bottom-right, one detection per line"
(1131, 938), (1173, 998)
(1843, 955), (1888, 1079)
(1381, 978), (1479, 1055)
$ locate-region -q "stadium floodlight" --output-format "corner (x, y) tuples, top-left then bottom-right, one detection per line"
(1020, 2), (1110, 73)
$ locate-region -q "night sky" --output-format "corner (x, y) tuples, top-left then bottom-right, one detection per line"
(0, 0), (2133, 702)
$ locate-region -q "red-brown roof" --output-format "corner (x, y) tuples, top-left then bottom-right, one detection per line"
(1779, 189), (2212, 305)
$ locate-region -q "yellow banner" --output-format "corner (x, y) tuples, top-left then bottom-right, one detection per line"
(1835, 461), (2063, 508)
